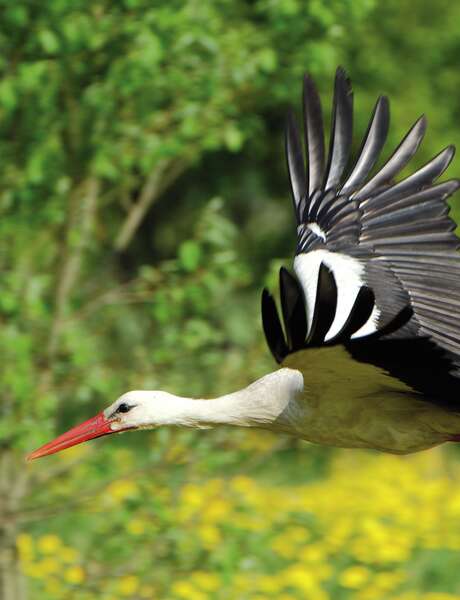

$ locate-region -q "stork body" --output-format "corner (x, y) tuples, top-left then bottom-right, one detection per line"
(28, 68), (460, 461)
(283, 348), (460, 454)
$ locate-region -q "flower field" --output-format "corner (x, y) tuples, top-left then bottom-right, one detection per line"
(20, 435), (460, 599)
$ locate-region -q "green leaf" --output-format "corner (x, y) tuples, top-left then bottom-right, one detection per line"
(257, 48), (278, 72)
(0, 80), (16, 109)
(38, 29), (60, 54)
(178, 240), (202, 272)
(224, 124), (244, 152)
(136, 31), (164, 65)
(92, 152), (119, 180)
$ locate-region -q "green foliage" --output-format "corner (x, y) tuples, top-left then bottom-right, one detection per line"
(2, 0), (460, 598)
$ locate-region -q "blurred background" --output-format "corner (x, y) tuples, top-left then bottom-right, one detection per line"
(3, 0), (460, 598)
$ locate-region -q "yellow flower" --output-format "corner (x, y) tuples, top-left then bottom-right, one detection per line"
(284, 565), (317, 592)
(61, 546), (80, 563)
(339, 566), (370, 589)
(172, 581), (206, 600)
(298, 543), (325, 564)
(201, 499), (230, 522)
(107, 480), (138, 502)
(191, 571), (221, 592)
(118, 575), (140, 596)
(447, 493), (460, 516)
(16, 534), (33, 560)
(257, 574), (283, 594)
(197, 524), (221, 549)
(181, 484), (203, 507)
(230, 475), (255, 494)
(284, 526), (310, 544)
(349, 539), (373, 563)
(126, 518), (146, 535)
(357, 586), (383, 600)
(233, 573), (253, 591)
(64, 566), (85, 584)
(230, 474), (266, 506)
(271, 534), (298, 559)
(376, 539), (411, 563)
(37, 557), (60, 575)
(361, 518), (388, 542)
(314, 563), (333, 581)
(37, 534), (62, 554)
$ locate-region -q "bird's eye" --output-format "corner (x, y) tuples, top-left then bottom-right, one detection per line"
(117, 403), (131, 414)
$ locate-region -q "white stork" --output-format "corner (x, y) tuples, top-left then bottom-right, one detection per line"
(28, 67), (460, 460)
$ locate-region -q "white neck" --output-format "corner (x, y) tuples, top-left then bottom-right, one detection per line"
(131, 368), (304, 432)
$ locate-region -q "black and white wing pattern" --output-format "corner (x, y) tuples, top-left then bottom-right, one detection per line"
(262, 67), (460, 405)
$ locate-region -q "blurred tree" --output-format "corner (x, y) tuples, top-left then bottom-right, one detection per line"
(2, 0), (460, 598)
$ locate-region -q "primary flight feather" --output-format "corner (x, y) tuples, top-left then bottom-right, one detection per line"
(28, 67), (460, 461)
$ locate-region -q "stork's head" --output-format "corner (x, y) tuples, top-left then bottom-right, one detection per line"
(26, 391), (173, 461)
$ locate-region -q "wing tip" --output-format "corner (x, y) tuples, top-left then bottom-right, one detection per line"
(433, 144), (456, 174)
(446, 144), (456, 160)
(334, 66), (353, 99)
(415, 114), (428, 134)
(303, 73), (320, 105)
(376, 94), (390, 116)
(335, 65), (350, 83)
(447, 179), (460, 196)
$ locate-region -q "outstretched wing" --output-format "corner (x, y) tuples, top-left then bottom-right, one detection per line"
(262, 67), (460, 405)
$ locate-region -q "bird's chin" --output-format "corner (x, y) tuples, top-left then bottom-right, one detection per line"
(26, 412), (133, 461)
(109, 420), (135, 432)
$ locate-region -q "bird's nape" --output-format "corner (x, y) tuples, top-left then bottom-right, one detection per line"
(26, 411), (130, 461)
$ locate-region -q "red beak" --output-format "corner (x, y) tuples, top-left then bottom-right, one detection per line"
(26, 411), (114, 461)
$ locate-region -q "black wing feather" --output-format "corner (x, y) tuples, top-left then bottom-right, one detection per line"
(307, 265), (337, 345)
(366, 146), (455, 207)
(261, 289), (288, 364)
(303, 74), (325, 197)
(262, 67), (460, 408)
(279, 267), (308, 351)
(353, 115), (427, 201)
(323, 67), (353, 192)
(341, 95), (389, 196)
(286, 111), (307, 224)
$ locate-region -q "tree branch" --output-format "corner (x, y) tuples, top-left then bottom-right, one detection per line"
(47, 177), (100, 358)
(114, 158), (187, 252)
